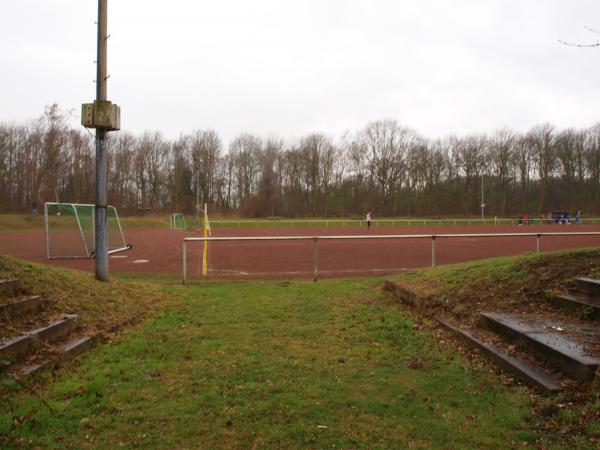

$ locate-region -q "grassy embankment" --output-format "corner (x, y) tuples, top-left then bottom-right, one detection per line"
(1, 249), (599, 448)
(390, 247), (600, 447)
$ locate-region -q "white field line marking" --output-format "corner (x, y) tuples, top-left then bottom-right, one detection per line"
(133, 259), (149, 264)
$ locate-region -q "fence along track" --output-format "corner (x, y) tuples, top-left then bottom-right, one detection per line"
(182, 231), (600, 284)
(209, 218), (600, 228)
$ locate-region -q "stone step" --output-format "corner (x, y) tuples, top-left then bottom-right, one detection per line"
(0, 279), (19, 298)
(438, 319), (561, 393)
(384, 280), (418, 305)
(9, 334), (98, 380)
(0, 314), (78, 363)
(576, 277), (600, 298)
(0, 295), (45, 320)
(550, 294), (600, 320)
(480, 312), (599, 381)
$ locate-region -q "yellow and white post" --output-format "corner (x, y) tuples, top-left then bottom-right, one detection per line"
(202, 203), (211, 276)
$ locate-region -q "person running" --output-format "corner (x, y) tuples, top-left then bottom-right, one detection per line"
(366, 211), (372, 230)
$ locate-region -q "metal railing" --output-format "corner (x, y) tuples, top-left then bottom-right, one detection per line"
(208, 217), (600, 228)
(182, 231), (600, 284)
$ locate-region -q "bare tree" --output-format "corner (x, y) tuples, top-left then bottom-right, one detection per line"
(527, 124), (557, 215)
(489, 129), (516, 216)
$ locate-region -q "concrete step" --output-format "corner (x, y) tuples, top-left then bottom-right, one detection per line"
(0, 314), (78, 363)
(59, 335), (97, 359)
(0, 279), (19, 298)
(0, 295), (45, 320)
(576, 277), (600, 298)
(550, 294), (600, 320)
(384, 280), (418, 305)
(28, 314), (78, 344)
(438, 319), (561, 393)
(480, 312), (599, 381)
(9, 334), (98, 380)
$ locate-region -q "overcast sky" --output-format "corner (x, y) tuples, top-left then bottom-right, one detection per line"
(1, 0), (600, 146)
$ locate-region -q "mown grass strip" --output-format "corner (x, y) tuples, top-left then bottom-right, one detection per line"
(1, 278), (533, 449)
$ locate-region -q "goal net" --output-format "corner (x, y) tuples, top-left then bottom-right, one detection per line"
(45, 203), (131, 259)
(171, 213), (187, 230)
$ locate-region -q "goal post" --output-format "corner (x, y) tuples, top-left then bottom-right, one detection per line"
(45, 202), (132, 259)
(171, 213), (187, 230)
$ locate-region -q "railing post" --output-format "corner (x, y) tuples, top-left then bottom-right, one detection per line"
(313, 237), (318, 282)
(182, 240), (187, 285)
(431, 235), (437, 267)
(536, 233), (541, 253)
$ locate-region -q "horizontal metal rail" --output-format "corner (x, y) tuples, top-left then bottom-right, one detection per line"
(182, 231), (600, 284)
(208, 217), (600, 228)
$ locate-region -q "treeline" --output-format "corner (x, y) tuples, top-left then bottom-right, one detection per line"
(2, 104), (600, 218)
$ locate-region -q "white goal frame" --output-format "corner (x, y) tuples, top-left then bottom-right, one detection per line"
(44, 202), (132, 259)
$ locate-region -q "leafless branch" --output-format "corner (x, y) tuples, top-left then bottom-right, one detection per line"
(559, 25), (600, 47)
(558, 39), (600, 48)
(584, 26), (600, 35)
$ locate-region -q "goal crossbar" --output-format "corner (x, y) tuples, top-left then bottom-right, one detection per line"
(44, 202), (132, 259)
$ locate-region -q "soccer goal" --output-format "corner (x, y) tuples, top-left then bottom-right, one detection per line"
(44, 202), (132, 259)
(170, 213), (187, 230)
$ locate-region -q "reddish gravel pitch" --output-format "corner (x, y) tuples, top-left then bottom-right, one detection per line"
(1, 224), (599, 280)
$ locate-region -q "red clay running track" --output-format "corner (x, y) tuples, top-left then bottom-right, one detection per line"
(1, 224), (600, 280)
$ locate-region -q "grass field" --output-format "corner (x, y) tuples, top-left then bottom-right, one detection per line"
(5, 212), (597, 232)
(1, 252), (600, 448)
(0, 213), (171, 231)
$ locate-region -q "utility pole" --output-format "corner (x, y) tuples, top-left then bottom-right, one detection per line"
(82, 0), (120, 281)
(95, 0), (109, 281)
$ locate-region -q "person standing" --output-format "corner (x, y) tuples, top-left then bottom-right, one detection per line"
(366, 211), (372, 230)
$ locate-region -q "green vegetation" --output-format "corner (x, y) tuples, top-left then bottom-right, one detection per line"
(0, 254), (170, 335)
(210, 217), (519, 228)
(2, 251), (600, 448)
(393, 247), (600, 326)
(392, 248), (600, 447)
(1, 212), (566, 232)
(1, 265), (536, 448)
(0, 213), (171, 232)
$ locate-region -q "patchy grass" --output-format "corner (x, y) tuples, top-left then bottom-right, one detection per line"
(0, 254), (171, 336)
(390, 247), (600, 448)
(393, 247), (600, 326)
(0, 276), (536, 449)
